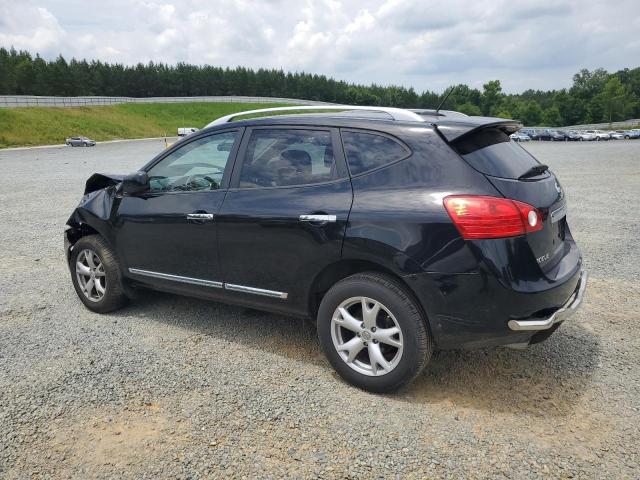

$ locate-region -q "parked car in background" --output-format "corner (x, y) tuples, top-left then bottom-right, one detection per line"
(63, 105), (586, 392)
(557, 130), (581, 141)
(520, 128), (538, 140)
(576, 131), (596, 141)
(624, 129), (640, 139)
(66, 136), (96, 147)
(178, 127), (199, 136)
(510, 131), (531, 142)
(585, 130), (610, 141)
(608, 131), (625, 140)
(537, 129), (565, 141)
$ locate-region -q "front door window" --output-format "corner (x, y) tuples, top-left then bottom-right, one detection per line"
(147, 131), (237, 193)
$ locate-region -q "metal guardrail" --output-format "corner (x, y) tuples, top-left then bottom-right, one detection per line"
(563, 119), (640, 130)
(0, 95), (333, 108)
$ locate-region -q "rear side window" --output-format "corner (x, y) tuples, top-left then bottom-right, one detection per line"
(239, 129), (337, 188)
(341, 131), (409, 175)
(453, 128), (541, 179)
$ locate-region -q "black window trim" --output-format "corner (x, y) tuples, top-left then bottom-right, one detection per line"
(228, 125), (349, 191)
(338, 127), (412, 178)
(137, 127), (244, 196)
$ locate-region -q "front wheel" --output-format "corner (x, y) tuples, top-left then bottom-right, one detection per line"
(317, 272), (433, 393)
(70, 235), (128, 313)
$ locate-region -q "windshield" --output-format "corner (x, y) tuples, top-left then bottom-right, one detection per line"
(452, 128), (543, 179)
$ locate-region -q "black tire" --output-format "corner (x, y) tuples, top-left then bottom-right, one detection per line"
(317, 272), (433, 393)
(69, 235), (128, 313)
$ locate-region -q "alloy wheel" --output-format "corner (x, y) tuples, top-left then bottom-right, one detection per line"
(331, 296), (403, 376)
(75, 248), (106, 302)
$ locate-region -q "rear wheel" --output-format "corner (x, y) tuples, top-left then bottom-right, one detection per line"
(70, 235), (128, 313)
(317, 272), (433, 393)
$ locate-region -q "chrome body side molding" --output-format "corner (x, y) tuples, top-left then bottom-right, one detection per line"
(224, 283), (288, 299)
(128, 268), (288, 299)
(128, 268), (223, 288)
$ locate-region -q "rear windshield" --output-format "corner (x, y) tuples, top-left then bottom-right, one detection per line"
(452, 128), (541, 179)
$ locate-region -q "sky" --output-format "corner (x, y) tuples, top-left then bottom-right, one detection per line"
(1, 0), (639, 94)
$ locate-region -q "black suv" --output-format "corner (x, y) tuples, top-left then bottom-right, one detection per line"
(65, 106), (587, 392)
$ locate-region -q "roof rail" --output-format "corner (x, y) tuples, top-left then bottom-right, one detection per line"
(410, 109), (469, 118)
(205, 105), (426, 127)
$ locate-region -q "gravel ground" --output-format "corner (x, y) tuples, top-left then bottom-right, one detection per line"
(0, 138), (638, 479)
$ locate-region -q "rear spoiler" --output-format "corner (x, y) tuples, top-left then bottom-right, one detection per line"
(433, 117), (522, 142)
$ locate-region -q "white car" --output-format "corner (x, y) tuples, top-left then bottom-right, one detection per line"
(576, 131), (597, 141)
(177, 127), (199, 137)
(585, 130), (610, 141)
(510, 132), (531, 142)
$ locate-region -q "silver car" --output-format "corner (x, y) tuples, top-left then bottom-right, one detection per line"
(66, 136), (96, 147)
(510, 132), (531, 142)
(624, 129), (640, 139)
(609, 131), (625, 140)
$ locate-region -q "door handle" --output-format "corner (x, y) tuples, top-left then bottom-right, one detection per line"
(299, 214), (337, 223)
(187, 213), (215, 222)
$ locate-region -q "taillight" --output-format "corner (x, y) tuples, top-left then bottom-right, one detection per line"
(443, 195), (543, 239)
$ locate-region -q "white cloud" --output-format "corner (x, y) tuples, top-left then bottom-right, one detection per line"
(345, 9), (375, 34)
(0, 4), (66, 53)
(1, 0), (639, 93)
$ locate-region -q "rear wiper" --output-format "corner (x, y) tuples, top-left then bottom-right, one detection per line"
(518, 164), (549, 180)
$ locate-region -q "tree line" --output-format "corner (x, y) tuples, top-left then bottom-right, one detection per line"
(1, 47), (638, 126)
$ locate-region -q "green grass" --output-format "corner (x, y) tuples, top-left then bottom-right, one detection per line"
(0, 102), (295, 148)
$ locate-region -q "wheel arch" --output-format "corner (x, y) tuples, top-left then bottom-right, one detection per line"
(307, 259), (433, 335)
(65, 210), (116, 264)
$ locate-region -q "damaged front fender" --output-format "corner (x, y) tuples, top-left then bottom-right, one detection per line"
(65, 173), (124, 259)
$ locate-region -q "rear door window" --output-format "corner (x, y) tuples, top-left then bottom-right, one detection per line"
(239, 129), (337, 188)
(452, 128), (541, 179)
(341, 130), (410, 175)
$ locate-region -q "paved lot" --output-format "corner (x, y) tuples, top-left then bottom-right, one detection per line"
(0, 139), (638, 478)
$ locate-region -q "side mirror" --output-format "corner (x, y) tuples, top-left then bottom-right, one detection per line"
(122, 171), (149, 195)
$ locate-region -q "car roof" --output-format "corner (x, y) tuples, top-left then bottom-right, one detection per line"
(201, 108), (521, 142)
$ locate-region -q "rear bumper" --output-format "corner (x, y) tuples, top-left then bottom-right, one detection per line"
(404, 261), (584, 350)
(508, 270), (587, 331)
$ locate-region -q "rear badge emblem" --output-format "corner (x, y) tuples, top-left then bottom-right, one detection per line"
(536, 253), (550, 264)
